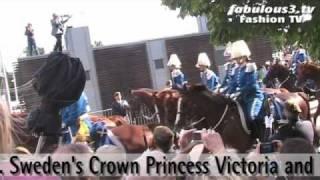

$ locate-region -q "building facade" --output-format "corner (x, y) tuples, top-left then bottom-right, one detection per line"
(14, 27), (272, 112)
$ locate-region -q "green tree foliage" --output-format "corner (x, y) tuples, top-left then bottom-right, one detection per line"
(162, 0), (320, 59)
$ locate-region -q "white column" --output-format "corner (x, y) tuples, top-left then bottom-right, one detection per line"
(146, 40), (170, 90)
(197, 16), (209, 33)
(65, 27), (102, 112)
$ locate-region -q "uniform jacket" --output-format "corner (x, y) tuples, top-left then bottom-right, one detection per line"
(200, 69), (219, 91)
(228, 63), (263, 100)
(171, 69), (185, 88)
(221, 62), (237, 88)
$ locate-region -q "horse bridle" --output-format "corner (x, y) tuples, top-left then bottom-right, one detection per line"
(174, 97), (182, 126)
(278, 75), (291, 88)
(174, 97), (230, 131)
(141, 103), (161, 124)
(295, 76), (320, 93)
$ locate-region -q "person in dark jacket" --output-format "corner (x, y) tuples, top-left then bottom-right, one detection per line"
(111, 92), (130, 117)
(25, 23), (38, 56)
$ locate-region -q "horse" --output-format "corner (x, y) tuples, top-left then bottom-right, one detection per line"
(129, 88), (181, 128)
(10, 111), (154, 153)
(109, 124), (156, 153)
(129, 88), (158, 112)
(264, 63), (301, 92)
(174, 84), (312, 152)
(128, 88), (158, 122)
(89, 115), (128, 127)
(296, 63), (320, 126)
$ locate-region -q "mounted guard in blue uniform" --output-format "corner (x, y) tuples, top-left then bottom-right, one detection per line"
(195, 52), (220, 91)
(291, 44), (307, 74)
(167, 54), (186, 89)
(227, 40), (264, 138)
(220, 42), (237, 94)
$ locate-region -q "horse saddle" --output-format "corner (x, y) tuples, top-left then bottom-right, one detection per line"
(232, 94), (285, 135)
(234, 101), (251, 135)
(262, 88), (289, 94)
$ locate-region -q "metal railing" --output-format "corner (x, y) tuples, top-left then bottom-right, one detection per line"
(127, 104), (159, 125)
(88, 108), (113, 116)
(84, 105), (160, 125)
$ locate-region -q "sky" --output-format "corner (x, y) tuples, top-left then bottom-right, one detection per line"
(0, 0), (199, 72)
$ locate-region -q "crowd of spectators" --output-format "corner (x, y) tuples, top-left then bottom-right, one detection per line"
(0, 94), (318, 180)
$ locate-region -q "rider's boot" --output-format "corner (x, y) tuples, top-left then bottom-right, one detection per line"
(250, 120), (262, 142)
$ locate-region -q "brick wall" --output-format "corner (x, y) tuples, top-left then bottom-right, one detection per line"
(166, 34), (216, 84)
(94, 43), (152, 109)
(14, 56), (48, 111)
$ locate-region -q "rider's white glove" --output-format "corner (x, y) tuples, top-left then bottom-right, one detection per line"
(213, 88), (220, 94)
(230, 92), (241, 99)
(219, 87), (226, 93)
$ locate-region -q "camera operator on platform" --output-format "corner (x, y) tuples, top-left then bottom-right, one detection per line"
(51, 13), (71, 52)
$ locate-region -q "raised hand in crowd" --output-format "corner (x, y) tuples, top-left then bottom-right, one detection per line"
(178, 129), (196, 153)
(201, 129), (225, 154)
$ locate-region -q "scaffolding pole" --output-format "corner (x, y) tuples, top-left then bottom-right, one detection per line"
(0, 51), (11, 110)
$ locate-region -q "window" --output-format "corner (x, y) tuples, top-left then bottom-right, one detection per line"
(154, 58), (164, 69)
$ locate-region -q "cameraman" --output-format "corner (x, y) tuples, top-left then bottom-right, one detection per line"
(25, 23), (38, 56)
(51, 13), (71, 52)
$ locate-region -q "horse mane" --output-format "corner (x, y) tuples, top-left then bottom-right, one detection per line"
(301, 63), (320, 77)
(270, 63), (290, 75)
(130, 88), (158, 106)
(131, 88), (157, 95)
(156, 89), (180, 99)
(186, 84), (232, 105)
(296, 63), (320, 84)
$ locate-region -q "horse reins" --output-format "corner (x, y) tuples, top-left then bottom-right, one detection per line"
(188, 117), (206, 127)
(174, 96), (230, 131)
(142, 103), (161, 124)
(174, 97), (182, 126)
(278, 75), (291, 88)
(188, 104), (229, 130)
(305, 86), (320, 93)
(211, 104), (229, 130)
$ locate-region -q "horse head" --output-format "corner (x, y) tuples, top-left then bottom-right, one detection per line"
(296, 63), (320, 88)
(264, 63), (290, 87)
(128, 88), (157, 113)
(154, 89), (181, 128)
(176, 84), (232, 131)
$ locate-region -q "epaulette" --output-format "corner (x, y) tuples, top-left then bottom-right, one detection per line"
(245, 63), (257, 73)
(172, 69), (183, 77)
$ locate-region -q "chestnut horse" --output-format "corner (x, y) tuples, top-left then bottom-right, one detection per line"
(10, 112), (153, 153)
(129, 88), (158, 113)
(264, 63), (301, 92)
(296, 63), (320, 125)
(130, 88), (180, 128)
(174, 84), (312, 152)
